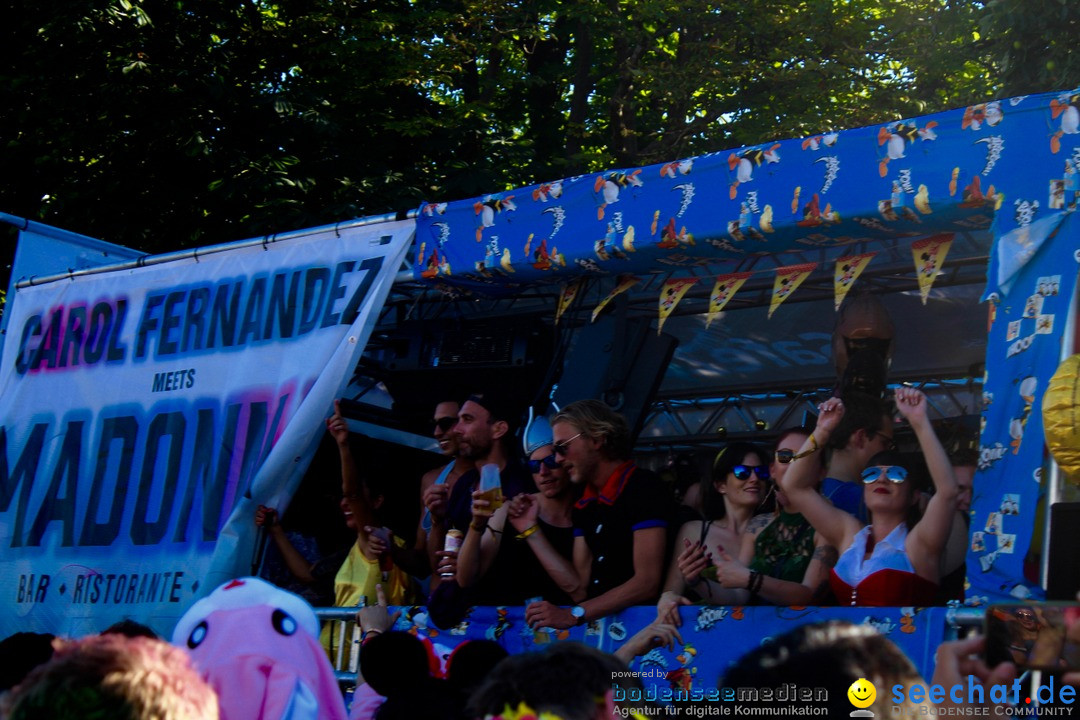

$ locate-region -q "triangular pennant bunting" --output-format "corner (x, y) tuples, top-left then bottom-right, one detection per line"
(834, 253), (876, 310)
(769, 263), (817, 318)
(658, 277), (699, 334)
(706, 272), (752, 328)
(555, 278), (584, 325)
(912, 233), (953, 304)
(591, 274), (641, 323)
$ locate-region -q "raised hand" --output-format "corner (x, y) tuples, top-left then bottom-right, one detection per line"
(814, 397), (845, 435)
(470, 490), (494, 529)
(507, 493), (539, 533)
(423, 483), (451, 521)
(255, 505), (278, 528)
(894, 386), (928, 425)
(326, 399), (349, 445)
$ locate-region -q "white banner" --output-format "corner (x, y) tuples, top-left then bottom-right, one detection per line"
(0, 220), (412, 638)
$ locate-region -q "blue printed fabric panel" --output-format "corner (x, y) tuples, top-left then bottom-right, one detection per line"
(394, 604), (948, 698)
(415, 90), (1080, 299)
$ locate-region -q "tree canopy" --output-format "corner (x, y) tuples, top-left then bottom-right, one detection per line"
(2, 0), (1077, 255)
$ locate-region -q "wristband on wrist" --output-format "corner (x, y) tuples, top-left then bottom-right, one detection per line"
(747, 570), (764, 596)
(790, 434), (819, 461)
(469, 520), (487, 532)
(516, 524), (540, 540)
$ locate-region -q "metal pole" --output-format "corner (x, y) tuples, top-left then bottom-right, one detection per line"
(1040, 270), (1079, 591)
(13, 210), (417, 289)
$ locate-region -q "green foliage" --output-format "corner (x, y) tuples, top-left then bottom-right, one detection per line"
(981, 0), (1080, 97)
(1, 0), (1066, 256)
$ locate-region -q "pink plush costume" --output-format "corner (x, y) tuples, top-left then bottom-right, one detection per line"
(172, 577), (348, 720)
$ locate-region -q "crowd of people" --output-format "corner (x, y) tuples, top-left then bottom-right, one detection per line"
(1, 387), (1008, 719)
(257, 385), (973, 633)
(7, 600), (1076, 720)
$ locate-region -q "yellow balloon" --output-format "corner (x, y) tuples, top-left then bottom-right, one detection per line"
(1043, 354), (1080, 483)
(848, 678), (877, 709)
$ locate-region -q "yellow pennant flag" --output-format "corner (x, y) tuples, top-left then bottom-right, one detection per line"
(555, 279), (584, 325)
(834, 253), (876, 310)
(591, 274), (641, 323)
(705, 272), (752, 328)
(658, 277), (699, 334)
(911, 233), (953, 304)
(769, 263), (818, 318)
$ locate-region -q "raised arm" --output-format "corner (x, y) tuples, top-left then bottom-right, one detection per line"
(898, 386), (959, 570)
(255, 505), (316, 583)
(327, 399), (358, 497)
(778, 398), (861, 551)
(456, 490), (506, 588)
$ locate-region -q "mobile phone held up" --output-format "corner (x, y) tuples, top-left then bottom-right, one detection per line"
(985, 602), (1080, 671)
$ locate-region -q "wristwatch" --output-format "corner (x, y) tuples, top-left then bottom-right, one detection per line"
(570, 605), (586, 626)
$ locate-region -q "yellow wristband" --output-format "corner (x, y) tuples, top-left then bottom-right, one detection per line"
(515, 524), (540, 540)
(791, 434), (819, 460)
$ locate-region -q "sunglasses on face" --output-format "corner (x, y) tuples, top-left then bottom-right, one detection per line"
(860, 465), (909, 484)
(873, 432), (899, 452)
(1015, 612), (1035, 621)
(732, 464), (769, 481)
(528, 455), (563, 473)
(775, 449), (797, 464)
(433, 416), (457, 433)
(552, 432), (584, 457)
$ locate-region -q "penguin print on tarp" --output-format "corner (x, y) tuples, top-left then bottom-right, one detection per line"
(1049, 93), (1080, 153)
(474, 195), (516, 242)
(877, 121), (938, 177)
(594, 170), (643, 220)
(962, 101), (1004, 131)
(727, 144), (780, 199)
(1009, 376), (1037, 454)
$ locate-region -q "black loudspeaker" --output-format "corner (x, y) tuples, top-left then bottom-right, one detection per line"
(1047, 502), (1080, 600)
(551, 316), (677, 440)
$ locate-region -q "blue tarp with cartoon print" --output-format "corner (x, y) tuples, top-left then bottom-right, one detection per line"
(391, 604), (947, 701)
(415, 88), (1080, 604)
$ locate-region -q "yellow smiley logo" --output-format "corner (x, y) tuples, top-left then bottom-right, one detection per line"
(847, 678), (877, 709)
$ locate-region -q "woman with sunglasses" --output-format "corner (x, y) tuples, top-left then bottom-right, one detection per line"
(704, 427), (837, 607)
(779, 386), (958, 606)
(659, 441), (773, 616)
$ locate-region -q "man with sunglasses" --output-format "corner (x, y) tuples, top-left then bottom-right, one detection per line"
(410, 401), (474, 585)
(361, 399), (475, 591)
(819, 390), (896, 523)
(457, 416), (578, 604)
(522, 399), (671, 631)
(432, 392), (534, 579)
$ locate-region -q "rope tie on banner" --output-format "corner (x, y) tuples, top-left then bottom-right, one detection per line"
(136, 256), (147, 267)
(192, 246), (199, 263)
(261, 235), (270, 251)
(334, 222), (341, 238)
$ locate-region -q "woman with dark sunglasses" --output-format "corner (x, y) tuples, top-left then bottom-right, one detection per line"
(779, 386), (958, 607)
(704, 427), (838, 607)
(659, 441), (773, 617)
